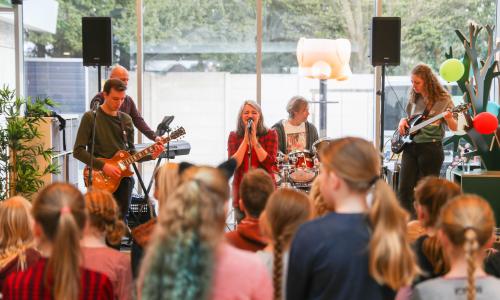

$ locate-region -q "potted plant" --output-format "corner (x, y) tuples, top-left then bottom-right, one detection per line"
(0, 85), (60, 200)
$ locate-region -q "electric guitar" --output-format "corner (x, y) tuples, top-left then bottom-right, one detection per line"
(83, 127), (186, 193)
(391, 104), (469, 154)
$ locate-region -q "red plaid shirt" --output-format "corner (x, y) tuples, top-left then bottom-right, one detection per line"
(227, 129), (278, 207)
(2, 258), (114, 300)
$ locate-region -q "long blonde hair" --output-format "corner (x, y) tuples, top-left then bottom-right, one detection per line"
(439, 194), (495, 300)
(0, 196), (34, 270)
(140, 166), (230, 300)
(84, 189), (126, 246)
(32, 183), (86, 300)
(409, 64), (450, 106)
(308, 177), (332, 218)
(320, 137), (419, 289)
(265, 188), (311, 300)
(153, 163), (180, 208)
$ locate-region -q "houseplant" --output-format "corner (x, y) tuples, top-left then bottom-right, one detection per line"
(0, 85), (60, 200)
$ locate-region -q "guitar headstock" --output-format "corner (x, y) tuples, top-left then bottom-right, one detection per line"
(452, 103), (471, 114)
(161, 126), (186, 143)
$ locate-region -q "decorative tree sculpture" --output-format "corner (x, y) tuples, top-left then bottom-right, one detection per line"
(444, 23), (500, 170)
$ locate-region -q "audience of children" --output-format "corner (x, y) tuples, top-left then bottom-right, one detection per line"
(2, 183), (113, 299)
(1, 137), (500, 300)
(138, 160), (272, 300)
(287, 137), (419, 300)
(257, 188), (311, 300)
(412, 194), (500, 300)
(0, 196), (40, 289)
(82, 188), (133, 300)
(225, 168), (275, 252)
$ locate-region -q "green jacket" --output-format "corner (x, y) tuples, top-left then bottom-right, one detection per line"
(272, 120), (319, 154)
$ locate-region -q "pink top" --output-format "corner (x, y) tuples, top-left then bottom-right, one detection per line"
(81, 247), (133, 300)
(210, 243), (273, 300)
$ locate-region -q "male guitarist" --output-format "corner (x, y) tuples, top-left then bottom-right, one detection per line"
(396, 64), (457, 216)
(74, 79), (164, 221)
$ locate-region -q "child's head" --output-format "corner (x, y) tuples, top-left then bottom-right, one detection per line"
(262, 188), (311, 300)
(414, 177), (461, 228)
(84, 189), (126, 246)
(32, 182), (86, 300)
(439, 194), (495, 300)
(153, 163), (180, 206)
(0, 196), (33, 269)
(239, 168), (275, 218)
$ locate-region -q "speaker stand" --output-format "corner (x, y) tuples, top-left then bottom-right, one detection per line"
(97, 65), (102, 93)
(378, 64), (387, 153)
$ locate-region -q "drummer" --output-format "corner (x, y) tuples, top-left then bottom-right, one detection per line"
(272, 96), (319, 159)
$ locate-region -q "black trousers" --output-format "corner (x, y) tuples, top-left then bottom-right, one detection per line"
(398, 141), (444, 216)
(113, 176), (134, 223)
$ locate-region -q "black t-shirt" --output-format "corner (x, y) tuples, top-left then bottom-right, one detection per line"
(413, 235), (443, 285)
(287, 212), (395, 300)
(485, 251), (500, 278)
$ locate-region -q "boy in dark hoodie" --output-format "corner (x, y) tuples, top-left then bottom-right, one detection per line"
(226, 169), (275, 252)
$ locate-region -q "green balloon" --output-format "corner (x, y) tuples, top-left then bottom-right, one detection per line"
(439, 58), (465, 82)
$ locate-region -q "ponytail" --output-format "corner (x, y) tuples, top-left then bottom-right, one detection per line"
(422, 235), (449, 274)
(273, 236), (284, 300)
(33, 183), (86, 300)
(464, 228), (479, 300)
(368, 180), (419, 289)
(50, 209), (81, 300)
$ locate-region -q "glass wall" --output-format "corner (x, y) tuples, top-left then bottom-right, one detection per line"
(141, 0), (257, 165)
(382, 0), (497, 160)
(261, 0), (375, 141)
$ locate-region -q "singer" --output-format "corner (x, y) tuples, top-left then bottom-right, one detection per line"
(228, 100), (278, 222)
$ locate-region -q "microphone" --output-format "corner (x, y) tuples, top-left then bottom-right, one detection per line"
(247, 118), (253, 132)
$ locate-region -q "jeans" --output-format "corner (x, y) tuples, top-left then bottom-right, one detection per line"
(398, 141), (444, 216)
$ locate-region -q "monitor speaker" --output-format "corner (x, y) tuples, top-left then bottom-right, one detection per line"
(82, 17), (112, 66)
(371, 17), (401, 66)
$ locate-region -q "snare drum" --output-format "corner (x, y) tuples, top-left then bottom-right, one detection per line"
(288, 150), (315, 169)
(312, 137), (334, 161)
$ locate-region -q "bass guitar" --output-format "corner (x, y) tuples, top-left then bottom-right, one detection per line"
(84, 127), (186, 193)
(391, 103), (469, 154)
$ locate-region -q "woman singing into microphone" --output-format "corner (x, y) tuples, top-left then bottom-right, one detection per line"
(228, 100), (278, 222)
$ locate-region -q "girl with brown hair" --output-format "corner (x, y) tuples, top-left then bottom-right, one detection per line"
(1, 183), (113, 300)
(257, 188), (311, 300)
(412, 195), (500, 300)
(411, 177), (461, 284)
(287, 137), (419, 300)
(0, 196), (40, 289)
(228, 100), (278, 222)
(397, 64), (458, 214)
(81, 188), (133, 300)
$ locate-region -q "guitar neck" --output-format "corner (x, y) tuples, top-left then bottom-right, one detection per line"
(122, 136), (170, 166)
(409, 112), (446, 134)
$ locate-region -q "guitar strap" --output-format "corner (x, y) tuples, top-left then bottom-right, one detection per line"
(421, 98), (434, 119)
(118, 113), (130, 151)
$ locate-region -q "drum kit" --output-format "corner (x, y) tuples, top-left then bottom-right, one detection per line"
(273, 137), (333, 191)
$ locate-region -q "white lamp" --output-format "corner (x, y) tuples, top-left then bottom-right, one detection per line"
(296, 38), (352, 136)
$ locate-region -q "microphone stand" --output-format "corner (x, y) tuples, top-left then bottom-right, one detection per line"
(88, 102), (99, 186)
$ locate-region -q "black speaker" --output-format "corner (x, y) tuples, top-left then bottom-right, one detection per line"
(371, 17), (401, 66)
(82, 17), (112, 66)
(11, 0), (23, 4)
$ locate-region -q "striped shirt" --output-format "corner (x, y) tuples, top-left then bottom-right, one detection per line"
(2, 258), (114, 300)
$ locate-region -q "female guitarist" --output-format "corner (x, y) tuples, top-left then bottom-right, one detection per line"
(74, 79), (164, 222)
(397, 64), (457, 216)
